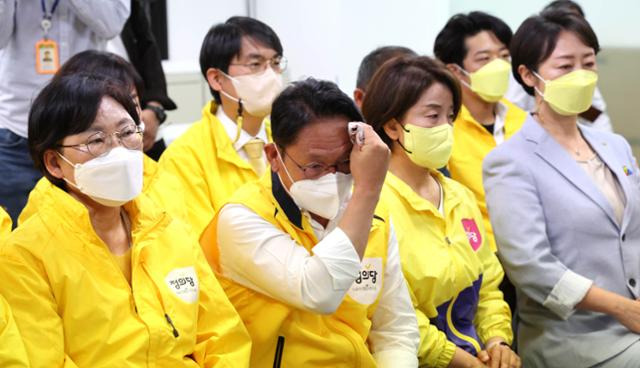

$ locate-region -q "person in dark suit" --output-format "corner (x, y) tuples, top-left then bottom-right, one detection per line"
(121, 0), (176, 160)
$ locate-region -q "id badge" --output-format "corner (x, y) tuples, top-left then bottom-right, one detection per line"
(35, 39), (60, 74)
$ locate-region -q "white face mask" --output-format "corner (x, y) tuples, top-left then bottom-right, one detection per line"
(220, 67), (284, 117)
(278, 151), (353, 220)
(58, 147), (143, 207)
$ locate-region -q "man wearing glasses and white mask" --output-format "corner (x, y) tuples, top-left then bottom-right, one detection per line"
(160, 16), (286, 237)
(200, 78), (420, 368)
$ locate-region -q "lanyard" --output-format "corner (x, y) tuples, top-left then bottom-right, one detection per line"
(40, 0), (61, 36)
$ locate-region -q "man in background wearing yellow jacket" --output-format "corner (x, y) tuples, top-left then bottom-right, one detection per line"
(201, 78), (420, 367)
(160, 16), (286, 237)
(434, 12), (527, 254)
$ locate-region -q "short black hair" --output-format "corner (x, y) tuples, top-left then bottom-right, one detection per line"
(543, 0), (585, 17)
(28, 74), (140, 189)
(199, 16), (283, 103)
(361, 56), (461, 148)
(55, 50), (144, 100)
(356, 46), (417, 91)
(511, 9), (599, 95)
(271, 78), (363, 148)
(434, 11), (513, 67)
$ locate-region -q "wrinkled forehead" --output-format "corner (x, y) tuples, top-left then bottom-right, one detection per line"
(286, 117), (352, 163)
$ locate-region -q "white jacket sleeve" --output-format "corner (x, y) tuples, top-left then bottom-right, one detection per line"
(369, 222), (420, 367)
(216, 204), (361, 314)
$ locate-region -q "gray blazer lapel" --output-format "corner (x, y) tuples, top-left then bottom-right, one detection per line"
(582, 128), (634, 232)
(522, 118), (620, 228)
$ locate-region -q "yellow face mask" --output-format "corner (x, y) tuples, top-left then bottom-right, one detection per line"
(534, 69), (598, 116)
(398, 122), (453, 170)
(460, 58), (511, 103)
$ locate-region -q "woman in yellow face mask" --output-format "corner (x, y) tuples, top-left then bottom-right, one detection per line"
(362, 55), (519, 368)
(484, 10), (640, 367)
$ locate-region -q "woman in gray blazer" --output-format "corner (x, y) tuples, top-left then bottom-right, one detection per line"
(483, 10), (640, 368)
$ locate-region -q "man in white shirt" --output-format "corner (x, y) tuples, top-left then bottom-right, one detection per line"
(200, 78), (420, 367)
(0, 0), (130, 223)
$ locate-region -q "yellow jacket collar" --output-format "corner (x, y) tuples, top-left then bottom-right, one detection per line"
(31, 179), (169, 251)
(203, 101), (273, 169)
(385, 170), (461, 216)
(457, 103), (500, 133)
(141, 154), (160, 192)
(457, 99), (522, 137)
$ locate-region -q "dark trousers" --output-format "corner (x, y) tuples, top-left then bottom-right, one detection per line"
(0, 128), (41, 226)
(499, 272), (518, 351)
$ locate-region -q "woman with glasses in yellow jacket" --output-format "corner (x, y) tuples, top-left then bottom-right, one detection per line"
(362, 56), (518, 368)
(18, 50), (188, 227)
(0, 74), (251, 367)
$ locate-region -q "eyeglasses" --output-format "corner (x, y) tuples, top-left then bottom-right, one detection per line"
(230, 55), (288, 74)
(58, 123), (143, 157)
(280, 148), (350, 180)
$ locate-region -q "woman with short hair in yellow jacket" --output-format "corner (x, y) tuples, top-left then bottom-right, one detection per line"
(0, 74), (251, 367)
(362, 56), (518, 368)
(18, 50), (188, 227)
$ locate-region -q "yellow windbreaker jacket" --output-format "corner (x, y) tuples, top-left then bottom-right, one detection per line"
(0, 295), (29, 368)
(448, 100), (526, 251)
(0, 206), (10, 238)
(0, 208), (29, 367)
(201, 173), (394, 368)
(382, 171), (512, 367)
(19, 154), (187, 227)
(159, 102), (269, 237)
(0, 180), (251, 367)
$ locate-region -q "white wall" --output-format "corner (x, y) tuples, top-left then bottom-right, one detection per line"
(164, 0), (450, 93)
(161, 0), (640, 129)
(256, 0), (450, 94)
(164, 0), (639, 91)
(162, 0), (249, 125)
(164, 0), (640, 84)
(165, 0), (247, 73)
(448, 0), (640, 48)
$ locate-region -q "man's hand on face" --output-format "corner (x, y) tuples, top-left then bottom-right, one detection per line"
(348, 122), (390, 197)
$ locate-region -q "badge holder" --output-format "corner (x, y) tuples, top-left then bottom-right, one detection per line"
(35, 18), (59, 74)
